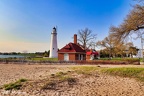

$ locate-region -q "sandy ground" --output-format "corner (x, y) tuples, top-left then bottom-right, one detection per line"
(0, 63), (144, 96)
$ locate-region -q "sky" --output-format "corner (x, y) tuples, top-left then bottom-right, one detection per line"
(0, 0), (139, 53)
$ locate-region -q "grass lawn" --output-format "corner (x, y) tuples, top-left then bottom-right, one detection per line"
(102, 67), (144, 82)
(71, 66), (144, 82)
(28, 58), (58, 61)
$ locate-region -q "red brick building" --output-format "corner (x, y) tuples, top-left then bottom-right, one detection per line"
(86, 49), (99, 60)
(58, 34), (86, 61)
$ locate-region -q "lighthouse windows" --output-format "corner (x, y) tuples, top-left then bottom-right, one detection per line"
(53, 48), (54, 50)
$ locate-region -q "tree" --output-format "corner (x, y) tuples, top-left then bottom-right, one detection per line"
(43, 50), (50, 57)
(96, 34), (115, 58)
(100, 49), (109, 58)
(77, 28), (97, 50)
(110, 4), (144, 42)
(96, 34), (136, 58)
(109, 4), (144, 59)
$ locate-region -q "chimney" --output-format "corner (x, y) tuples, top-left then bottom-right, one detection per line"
(74, 34), (77, 44)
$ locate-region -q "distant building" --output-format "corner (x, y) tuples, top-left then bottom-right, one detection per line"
(58, 34), (86, 61)
(86, 49), (99, 60)
(49, 27), (58, 58)
(136, 49), (143, 58)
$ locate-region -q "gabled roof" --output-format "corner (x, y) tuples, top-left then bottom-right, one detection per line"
(86, 49), (99, 55)
(58, 43), (85, 53)
(86, 51), (99, 55)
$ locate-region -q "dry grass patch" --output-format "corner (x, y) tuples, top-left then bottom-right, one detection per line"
(102, 67), (144, 82)
(40, 71), (77, 90)
(41, 81), (56, 90)
(71, 66), (100, 75)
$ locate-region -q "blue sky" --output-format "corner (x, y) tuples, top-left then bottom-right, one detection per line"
(0, 0), (138, 52)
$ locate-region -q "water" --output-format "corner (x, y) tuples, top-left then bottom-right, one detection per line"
(0, 55), (25, 58)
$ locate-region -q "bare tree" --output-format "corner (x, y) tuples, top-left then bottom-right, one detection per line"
(77, 28), (97, 50)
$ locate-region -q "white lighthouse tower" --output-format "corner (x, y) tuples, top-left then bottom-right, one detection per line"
(49, 27), (58, 58)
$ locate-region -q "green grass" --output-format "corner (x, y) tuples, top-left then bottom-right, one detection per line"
(54, 71), (75, 82)
(140, 58), (144, 62)
(102, 67), (144, 82)
(29, 58), (58, 61)
(55, 71), (67, 77)
(71, 66), (99, 75)
(71, 66), (144, 82)
(3, 78), (27, 90)
(99, 58), (122, 60)
(99, 57), (140, 61)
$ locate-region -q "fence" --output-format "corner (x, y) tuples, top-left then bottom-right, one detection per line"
(0, 59), (140, 65)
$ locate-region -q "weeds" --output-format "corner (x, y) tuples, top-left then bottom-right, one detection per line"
(41, 71), (76, 90)
(41, 81), (56, 90)
(17, 78), (27, 82)
(54, 72), (76, 84)
(66, 77), (76, 85)
(71, 66), (99, 75)
(55, 71), (67, 77)
(50, 74), (55, 77)
(3, 78), (27, 90)
(71, 66), (144, 82)
(102, 67), (144, 82)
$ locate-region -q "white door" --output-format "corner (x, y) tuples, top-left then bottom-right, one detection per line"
(64, 54), (69, 61)
(81, 55), (83, 60)
(78, 54), (80, 60)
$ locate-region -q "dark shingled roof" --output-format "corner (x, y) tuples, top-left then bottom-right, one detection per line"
(58, 43), (85, 53)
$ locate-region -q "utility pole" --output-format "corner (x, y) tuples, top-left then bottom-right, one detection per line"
(140, 35), (143, 59)
(136, 25), (144, 61)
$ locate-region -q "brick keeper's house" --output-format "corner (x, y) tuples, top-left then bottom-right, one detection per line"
(58, 34), (86, 61)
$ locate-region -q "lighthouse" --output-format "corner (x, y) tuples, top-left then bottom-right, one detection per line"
(49, 27), (58, 58)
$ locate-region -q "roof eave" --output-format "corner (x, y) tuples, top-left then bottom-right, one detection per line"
(58, 52), (86, 54)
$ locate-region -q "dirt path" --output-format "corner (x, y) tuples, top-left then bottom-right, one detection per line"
(0, 64), (144, 96)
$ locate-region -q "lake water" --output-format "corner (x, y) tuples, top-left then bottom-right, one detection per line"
(0, 55), (25, 58)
